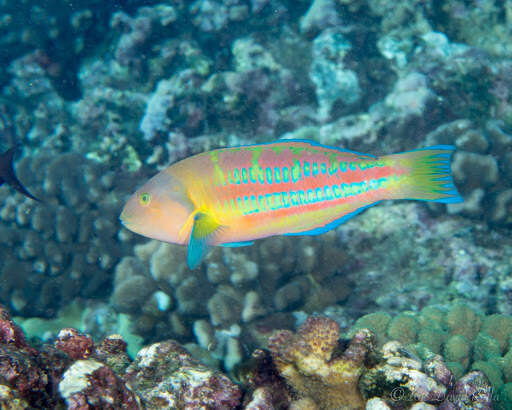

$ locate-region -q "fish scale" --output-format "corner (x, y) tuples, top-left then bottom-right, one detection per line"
(198, 144), (393, 236)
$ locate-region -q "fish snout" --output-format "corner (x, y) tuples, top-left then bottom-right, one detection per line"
(119, 199), (136, 228)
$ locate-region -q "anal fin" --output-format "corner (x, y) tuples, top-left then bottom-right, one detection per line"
(221, 241), (254, 247)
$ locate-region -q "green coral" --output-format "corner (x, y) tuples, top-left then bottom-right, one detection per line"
(502, 350), (512, 383)
(386, 313), (418, 345)
(444, 303), (482, 340)
(352, 312), (391, 346)
(418, 306), (445, 327)
(473, 332), (502, 361)
(444, 335), (471, 371)
(348, 302), (512, 402)
(417, 326), (447, 355)
(482, 314), (512, 353)
(496, 383), (512, 410)
(444, 361), (464, 380)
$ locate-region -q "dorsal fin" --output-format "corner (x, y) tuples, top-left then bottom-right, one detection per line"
(232, 138), (376, 159)
(279, 139), (376, 158)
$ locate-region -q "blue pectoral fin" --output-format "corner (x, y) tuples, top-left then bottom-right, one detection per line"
(221, 241), (254, 248)
(187, 212), (222, 269)
(188, 235), (209, 269)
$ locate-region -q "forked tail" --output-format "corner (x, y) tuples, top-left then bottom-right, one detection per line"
(382, 145), (463, 204)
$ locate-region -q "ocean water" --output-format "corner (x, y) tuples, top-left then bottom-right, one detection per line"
(1, 0), (512, 408)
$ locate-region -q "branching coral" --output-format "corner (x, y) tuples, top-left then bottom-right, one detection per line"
(268, 316), (375, 409)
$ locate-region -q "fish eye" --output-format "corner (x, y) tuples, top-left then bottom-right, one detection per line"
(139, 192), (151, 206)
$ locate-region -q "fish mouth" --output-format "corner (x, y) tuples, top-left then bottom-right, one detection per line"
(119, 206), (132, 228)
(119, 204), (145, 236)
(119, 215), (128, 227)
(119, 212), (139, 235)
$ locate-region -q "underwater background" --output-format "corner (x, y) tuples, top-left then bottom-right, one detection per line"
(0, 0), (512, 408)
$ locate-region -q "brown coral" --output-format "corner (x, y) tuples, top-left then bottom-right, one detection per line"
(268, 316), (375, 410)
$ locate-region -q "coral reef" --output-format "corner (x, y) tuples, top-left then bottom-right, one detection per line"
(0, 305), (242, 409)
(124, 340), (242, 408)
(0, 151), (134, 318)
(351, 302), (512, 408)
(310, 28), (361, 120)
(2, 0), (511, 326)
(59, 359), (140, 409)
(190, 0), (249, 33)
(258, 314), (498, 409)
(0, 306), (70, 408)
(0, 0), (123, 100)
(1, 304), (511, 409)
(360, 341), (449, 405)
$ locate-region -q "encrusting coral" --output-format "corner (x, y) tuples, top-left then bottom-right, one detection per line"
(268, 316), (375, 409)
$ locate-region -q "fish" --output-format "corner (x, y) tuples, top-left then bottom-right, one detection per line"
(0, 146), (39, 201)
(120, 139), (463, 269)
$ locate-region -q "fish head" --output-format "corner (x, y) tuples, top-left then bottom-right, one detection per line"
(120, 170), (193, 244)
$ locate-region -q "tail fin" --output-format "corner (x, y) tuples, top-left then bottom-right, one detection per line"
(383, 145), (463, 204)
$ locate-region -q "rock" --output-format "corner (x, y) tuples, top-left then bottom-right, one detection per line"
(55, 328), (94, 360)
(124, 340), (242, 408)
(361, 341), (447, 405)
(310, 28), (361, 120)
(299, 0), (340, 35)
(366, 398), (391, 409)
(59, 359), (140, 409)
(439, 371), (492, 409)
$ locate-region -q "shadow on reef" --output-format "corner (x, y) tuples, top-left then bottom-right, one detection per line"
(0, 305), (509, 409)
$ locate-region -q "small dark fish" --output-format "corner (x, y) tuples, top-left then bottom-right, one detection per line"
(0, 147), (39, 201)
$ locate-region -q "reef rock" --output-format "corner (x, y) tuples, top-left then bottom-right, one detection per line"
(124, 340), (242, 408)
(360, 341), (448, 406)
(59, 359), (140, 409)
